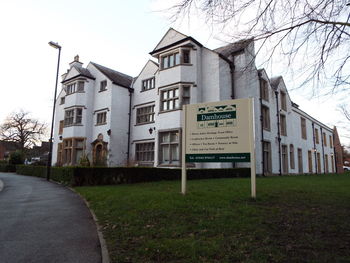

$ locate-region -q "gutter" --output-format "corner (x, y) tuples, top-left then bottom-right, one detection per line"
(258, 72), (265, 176)
(312, 123), (317, 174)
(126, 79), (135, 164)
(320, 127), (326, 174)
(275, 91), (282, 176)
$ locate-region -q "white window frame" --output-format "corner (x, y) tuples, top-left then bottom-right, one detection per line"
(136, 105), (155, 125)
(64, 107), (83, 126)
(159, 130), (180, 166)
(100, 80), (107, 92)
(142, 77), (155, 91)
(96, 112), (107, 125)
(135, 142), (155, 163)
(160, 85), (191, 112)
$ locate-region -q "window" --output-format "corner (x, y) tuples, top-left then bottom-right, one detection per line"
(280, 91), (287, 111)
(182, 49), (190, 64)
(323, 132), (327, 146)
(301, 117), (307, 139)
(262, 141), (272, 174)
(298, 148), (303, 174)
(57, 143), (63, 166)
(59, 120), (64, 135)
(96, 112), (107, 125)
(329, 135), (333, 148)
(308, 150), (313, 173)
(161, 87), (179, 111)
(182, 86), (190, 105)
(290, 144), (295, 169)
(142, 77), (155, 91)
(260, 79), (269, 101)
(160, 85), (190, 112)
(60, 97), (65, 105)
(325, 154), (329, 173)
(161, 52), (180, 69)
(135, 142), (154, 163)
(66, 83), (76, 95)
(262, 106), (270, 131)
(100, 80), (107, 91)
(77, 81), (84, 92)
(282, 145), (288, 174)
(136, 105), (155, 124)
(280, 114), (287, 136)
(315, 128), (319, 144)
(331, 154), (335, 173)
(64, 107), (83, 126)
(62, 138), (85, 165)
(317, 152), (321, 173)
(159, 130), (180, 165)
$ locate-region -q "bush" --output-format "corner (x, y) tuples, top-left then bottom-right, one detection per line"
(0, 164), (16, 172)
(15, 165), (251, 187)
(9, 151), (24, 165)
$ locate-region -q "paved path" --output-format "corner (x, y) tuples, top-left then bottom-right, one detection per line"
(0, 172), (101, 263)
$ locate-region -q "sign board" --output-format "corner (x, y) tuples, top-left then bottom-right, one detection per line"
(181, 98), (256, 198)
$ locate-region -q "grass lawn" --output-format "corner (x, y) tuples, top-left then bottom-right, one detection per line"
(76, 174), (350, 263)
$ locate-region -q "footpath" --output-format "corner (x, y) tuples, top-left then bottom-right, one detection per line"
(0, 172), (101, 263)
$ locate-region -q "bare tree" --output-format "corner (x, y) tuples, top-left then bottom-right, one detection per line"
(169, 0), (350, 91)
(0, 110), (47, 150)
(339, 104), (350, 122)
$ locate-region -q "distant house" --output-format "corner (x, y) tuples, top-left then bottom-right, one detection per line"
(52, 28), (343, 174)
(0, 141), (20, 160)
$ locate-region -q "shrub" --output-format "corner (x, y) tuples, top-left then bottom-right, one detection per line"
(0, 164), (16, 172)
(15, 165), (250, 187)
(9, 151), (24, 165)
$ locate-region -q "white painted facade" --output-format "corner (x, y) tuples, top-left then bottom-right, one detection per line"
(52, 29), (336, 175)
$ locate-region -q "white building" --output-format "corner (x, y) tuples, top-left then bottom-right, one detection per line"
(52, 56), (133, 167)
(53, 29), (337, 175)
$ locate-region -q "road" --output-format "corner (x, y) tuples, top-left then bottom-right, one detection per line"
(0, 172), (101, 263)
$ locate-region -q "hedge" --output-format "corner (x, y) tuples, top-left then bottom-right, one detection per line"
(15, 165), (251, 186)
(0, 164), (16, 173)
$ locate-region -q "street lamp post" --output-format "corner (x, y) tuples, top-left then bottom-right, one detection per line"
(47, 41), (61, 181)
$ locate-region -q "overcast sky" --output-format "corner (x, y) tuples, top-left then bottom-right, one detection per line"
(0, 0), (348, 146)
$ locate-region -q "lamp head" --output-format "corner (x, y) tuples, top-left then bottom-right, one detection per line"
(48, 41), (61, 49)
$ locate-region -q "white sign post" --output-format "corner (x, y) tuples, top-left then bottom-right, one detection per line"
(182, 98), (256, 198)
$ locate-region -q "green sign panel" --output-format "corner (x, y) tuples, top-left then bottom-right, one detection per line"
(186, 153), (250, 163)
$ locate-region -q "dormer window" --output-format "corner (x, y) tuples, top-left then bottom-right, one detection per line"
(60, 97), (65, 105)
(66, 83), (76, 95)
(160, 48), (191, 70)
(182, 49), (190, 64)
(100, 80), (107, 92)
(161, 52), (180, 69)
(77, 81), (84, 92)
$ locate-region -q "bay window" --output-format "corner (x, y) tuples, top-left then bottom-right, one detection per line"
(159, 130), (180, 165)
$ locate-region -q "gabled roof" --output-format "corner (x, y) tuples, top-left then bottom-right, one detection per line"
(62, 66), (95, 83)
(214, 38), (254, 58)
(90, 62), (133, 89)
(150, 28), (203, 56)
(152, 28), (188, 52)
(270, 76), (283, 90)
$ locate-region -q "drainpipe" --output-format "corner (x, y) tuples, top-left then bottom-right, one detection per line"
(275, 91), (282, 176)
(126, 78), (135, 164)
(320, 127), (326, 174)
(258, 72), (265, 176)
(312, 123), (317, 174)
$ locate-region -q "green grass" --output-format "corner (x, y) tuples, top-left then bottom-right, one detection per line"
(76, 174), (350, 263)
